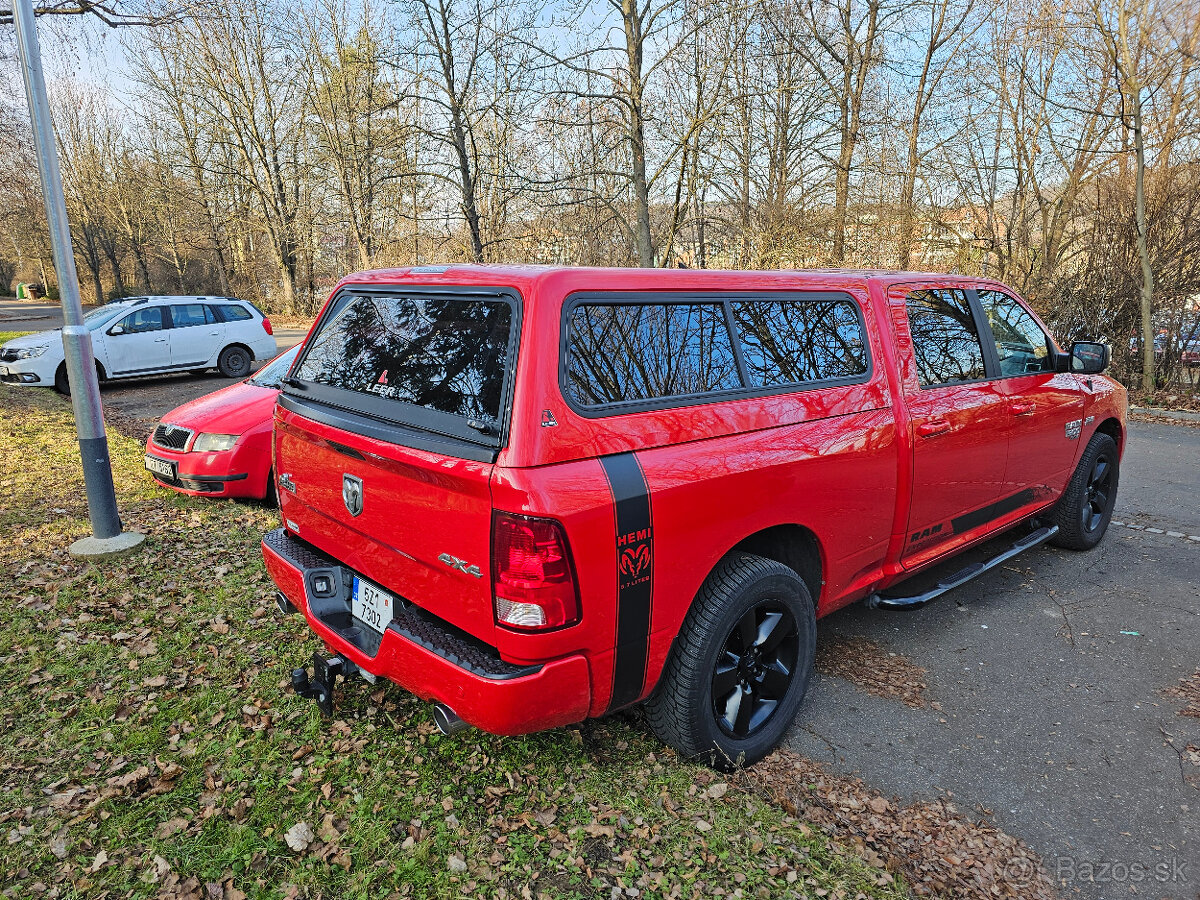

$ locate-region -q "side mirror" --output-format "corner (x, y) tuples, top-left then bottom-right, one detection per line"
(1069, 341), (1109, 375)
(108, 325), (125, 336)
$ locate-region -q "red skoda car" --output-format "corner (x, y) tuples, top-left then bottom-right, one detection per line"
(144, 344), (301, 500)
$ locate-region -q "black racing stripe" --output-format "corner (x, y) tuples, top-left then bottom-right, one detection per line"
(599, 452), (654, 712)
(951, 487), (1037, 535)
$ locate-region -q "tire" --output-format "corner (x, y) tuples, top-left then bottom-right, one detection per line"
(53, 362), (104, 396)
(1049, 432), (1119, 550)
(217, 345), (252, 379)
(645, 552), (816, 771)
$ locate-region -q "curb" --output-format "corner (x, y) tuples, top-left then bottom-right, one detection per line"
(1129, 406), (1200, 423)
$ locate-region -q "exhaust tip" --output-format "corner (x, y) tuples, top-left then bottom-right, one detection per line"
(432, 703), (469, 736)
(276, 592), (297, 616)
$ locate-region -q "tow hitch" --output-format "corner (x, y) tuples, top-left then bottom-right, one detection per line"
(292, 652), (349, 716)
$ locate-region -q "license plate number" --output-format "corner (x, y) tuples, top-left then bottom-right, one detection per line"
(352, 577), (395, 635)
(144, 454), (176, 480)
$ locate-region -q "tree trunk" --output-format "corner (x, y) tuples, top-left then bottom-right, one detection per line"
(622, 0), (655, 267)
(1132, 94), (1154, 395)
(131, 244), (154, 291)
(449, 105), (485, 263)
(104, 247), (127, 297)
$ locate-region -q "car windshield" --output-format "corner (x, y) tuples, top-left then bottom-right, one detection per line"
(84, 305), (129, 330)
(248, 344), (302, 388)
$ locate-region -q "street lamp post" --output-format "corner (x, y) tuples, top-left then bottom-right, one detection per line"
(11, 0), (144, 557)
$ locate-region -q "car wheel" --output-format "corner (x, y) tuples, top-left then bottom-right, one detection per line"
(217, 346), (252, 379)
(645, 552), (815, 771)
(53, 361), (104, 396)
(1049, 432), (1119, 551)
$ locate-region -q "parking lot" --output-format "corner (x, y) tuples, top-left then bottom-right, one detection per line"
(3, 297), (1197, 898)
(0, 297), (308, 435)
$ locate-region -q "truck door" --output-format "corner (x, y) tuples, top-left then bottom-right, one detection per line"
(974, 287), (1085, 508)
(889, 285), (1011, 569)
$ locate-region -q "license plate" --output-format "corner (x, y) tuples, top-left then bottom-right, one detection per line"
(144, 454), (176, 480)
(352, 577), (395, 635)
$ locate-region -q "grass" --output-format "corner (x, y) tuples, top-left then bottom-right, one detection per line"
(0, 330), (34, 345)
(0, 383), (909, 900)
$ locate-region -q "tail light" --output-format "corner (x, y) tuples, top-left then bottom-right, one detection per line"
(261, 316), (274, 335)
(492, 512), (579, 631)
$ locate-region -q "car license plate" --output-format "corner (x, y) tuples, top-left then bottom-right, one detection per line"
(352, 576), (395, 636)
(144, 454), (176, 480)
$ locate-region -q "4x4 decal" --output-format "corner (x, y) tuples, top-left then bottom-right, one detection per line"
(600, 452), (654, 712)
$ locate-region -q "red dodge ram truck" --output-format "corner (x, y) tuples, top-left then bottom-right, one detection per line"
(263, 266), (1126, 768)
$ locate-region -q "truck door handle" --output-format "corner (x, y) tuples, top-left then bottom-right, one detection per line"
(917, 419), (952, 438)
(1010, 400), (1035, 416)
(154, 338), (167, 343)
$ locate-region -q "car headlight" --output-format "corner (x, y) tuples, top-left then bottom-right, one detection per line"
(12, 345), (49, 360)
(192, 433), (239, 452)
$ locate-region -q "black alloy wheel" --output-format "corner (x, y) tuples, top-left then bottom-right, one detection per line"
(1082, 450), (1114, 534)
(711, 601), (799, 738)
(645, 552), (815, 770)
(1050, 431), (1119, 550)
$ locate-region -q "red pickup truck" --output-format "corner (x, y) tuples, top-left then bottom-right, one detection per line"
(262, 266), (1125, 768)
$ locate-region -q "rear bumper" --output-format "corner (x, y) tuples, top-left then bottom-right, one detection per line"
(261, 528), (592, 735)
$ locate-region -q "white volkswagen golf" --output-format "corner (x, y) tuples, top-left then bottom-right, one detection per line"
(0, 296), (278, 394)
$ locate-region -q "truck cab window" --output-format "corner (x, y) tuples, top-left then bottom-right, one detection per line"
(977, 289), (1053, 377)
(905, 289), (986, 387)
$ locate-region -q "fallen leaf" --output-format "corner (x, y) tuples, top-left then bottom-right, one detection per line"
(284, 821), (314, 852)
(155, 817), (188, 839)
(48, 829), (69, 859)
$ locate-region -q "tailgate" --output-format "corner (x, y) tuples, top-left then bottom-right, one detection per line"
(275, 407), (497, 640)
(272, 286), (520, 640)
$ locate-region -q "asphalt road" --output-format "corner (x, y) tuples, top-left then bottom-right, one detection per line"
(789, 421), (1200, 899)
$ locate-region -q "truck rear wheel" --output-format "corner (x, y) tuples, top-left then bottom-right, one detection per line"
(1049, 432), (1119, 551)
(645, 552), (815, 771)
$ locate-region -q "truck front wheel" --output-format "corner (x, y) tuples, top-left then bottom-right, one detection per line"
(1050, 432), (1119, 551)
(645, 553), (815, 770)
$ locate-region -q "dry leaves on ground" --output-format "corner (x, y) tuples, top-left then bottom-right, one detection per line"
(1165, 669), (1200, 719)
(747, 749), (1059, 900)
(816, 635), (929, 707)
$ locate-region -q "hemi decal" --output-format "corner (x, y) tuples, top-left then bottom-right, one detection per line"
(599, 452), (654, 712)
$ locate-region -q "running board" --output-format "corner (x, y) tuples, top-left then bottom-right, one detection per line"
(865, 524), (1059, 611)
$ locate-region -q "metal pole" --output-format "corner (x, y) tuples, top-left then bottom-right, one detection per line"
(12, 0), (143, 555)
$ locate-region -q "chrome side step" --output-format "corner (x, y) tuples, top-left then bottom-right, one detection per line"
(866, 524), (1059, 611)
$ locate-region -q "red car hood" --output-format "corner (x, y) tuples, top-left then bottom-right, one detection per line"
(158, 381), (279, 435)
